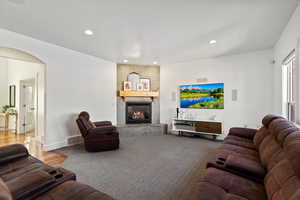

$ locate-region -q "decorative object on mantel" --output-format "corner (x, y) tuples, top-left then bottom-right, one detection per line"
(123, 81), (132, 91)
(140, 78), (150, 91)
(127, 72), (140, 91)
(137, 83), (144, 91)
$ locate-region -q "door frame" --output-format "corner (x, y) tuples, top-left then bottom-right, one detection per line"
(0, 47), (46, 147)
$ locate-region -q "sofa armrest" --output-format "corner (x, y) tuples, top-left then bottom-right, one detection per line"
(88, 126), (117, 135)
(225, 155), (265, 178)
(0, 144), (29, 164)
(228, 127), (258, 140)
(6, 170), (56, 200)
(94, 121), (112, 127)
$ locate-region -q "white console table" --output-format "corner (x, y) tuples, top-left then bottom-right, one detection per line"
(172, 118), (222, 140)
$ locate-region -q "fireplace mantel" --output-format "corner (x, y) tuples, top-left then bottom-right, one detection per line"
(118, 90), (159, 101)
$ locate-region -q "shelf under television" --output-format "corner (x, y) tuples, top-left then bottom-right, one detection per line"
(172, 118), (223, 140)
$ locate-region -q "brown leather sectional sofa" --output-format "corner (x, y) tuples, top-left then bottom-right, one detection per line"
(0, 144), (113, 200)
(190, 114), (300, 200)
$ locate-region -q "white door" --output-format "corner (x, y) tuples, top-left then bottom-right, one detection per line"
(21, 79), (36, 136)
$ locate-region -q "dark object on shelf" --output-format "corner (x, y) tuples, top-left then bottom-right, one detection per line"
(76, 111), (119, 152)
(190, 114), (300, 200)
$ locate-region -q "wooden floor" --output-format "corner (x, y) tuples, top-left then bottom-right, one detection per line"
(0, 131), (67, 166)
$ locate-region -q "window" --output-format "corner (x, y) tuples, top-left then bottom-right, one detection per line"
(282, 50), (296, 121)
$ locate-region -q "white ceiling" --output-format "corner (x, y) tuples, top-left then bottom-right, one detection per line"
(0, 0), (299, 64)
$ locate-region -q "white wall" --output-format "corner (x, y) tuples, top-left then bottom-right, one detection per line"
(6, 58), (45, 134)
(0, 58), (8, 107)
(160, 50), (274, 138)
(0, 28), (117, 151)
(273, 3), (300, 122)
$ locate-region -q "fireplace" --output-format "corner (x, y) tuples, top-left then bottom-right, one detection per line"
(126, 102), (152, 124)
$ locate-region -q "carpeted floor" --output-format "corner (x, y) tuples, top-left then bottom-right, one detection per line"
(56, 135), (220, 200)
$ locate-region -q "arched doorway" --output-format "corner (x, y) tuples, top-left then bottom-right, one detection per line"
(0, 47), (46, 147)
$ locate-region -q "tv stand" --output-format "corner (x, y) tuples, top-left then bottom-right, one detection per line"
(172, 118), (222, 140)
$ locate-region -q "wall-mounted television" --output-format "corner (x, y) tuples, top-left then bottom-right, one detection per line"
(179, 83), (224, 109)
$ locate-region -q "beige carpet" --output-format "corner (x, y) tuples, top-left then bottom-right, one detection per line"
(56, 135), (220, 200)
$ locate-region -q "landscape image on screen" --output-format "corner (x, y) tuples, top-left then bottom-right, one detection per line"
(179, 83), (224, 109)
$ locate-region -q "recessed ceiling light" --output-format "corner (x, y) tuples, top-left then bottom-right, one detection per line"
(123, 59), (128, 63)
(84, 29), (94, 36)
(209, 40), (217, 45)
(153, 61), (158, 65)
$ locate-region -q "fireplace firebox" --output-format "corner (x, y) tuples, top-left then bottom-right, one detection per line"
(126, 102), (152, 124)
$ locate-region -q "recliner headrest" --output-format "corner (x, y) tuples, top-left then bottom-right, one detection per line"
(79, 111), (90, 121)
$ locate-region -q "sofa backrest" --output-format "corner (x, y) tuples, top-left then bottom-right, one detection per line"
(253, 115), (283, 151)
(252, 116), (297, 171)
(263, 118), (300, 200)
(76, 117), (93, 137)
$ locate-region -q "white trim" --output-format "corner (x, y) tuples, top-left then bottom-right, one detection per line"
(67, 135), (83, 146)
(43, 135), (83, 151)
(43, 141), (67, 151)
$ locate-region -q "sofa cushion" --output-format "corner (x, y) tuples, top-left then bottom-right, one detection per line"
(225, 155), (265, 179)
(264, 159), (300, 200)
(202, 168), (266, 200)
(190, 182), (248, 200)
(228, 128), (257, 140)
(215, 148), (260, 163)
(6, 170), (55, 200)
(0, 179), (11, 200)
(0, 157), (52, 182)
(225, 135), (252, 143)
(219, 144), (258, 157)
(224, 136), (256, 150)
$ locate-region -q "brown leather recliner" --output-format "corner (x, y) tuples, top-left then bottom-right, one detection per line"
(76, 111), (119, 152)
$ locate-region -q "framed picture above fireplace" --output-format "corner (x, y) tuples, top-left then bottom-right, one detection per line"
(137, 83), (144, 91)
(123, 81), (132, 91)
(140, 78), (150, 91)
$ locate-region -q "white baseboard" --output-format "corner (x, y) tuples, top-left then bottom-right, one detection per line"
(43, 135), (83, 151)
(43, 141), (67, 151)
